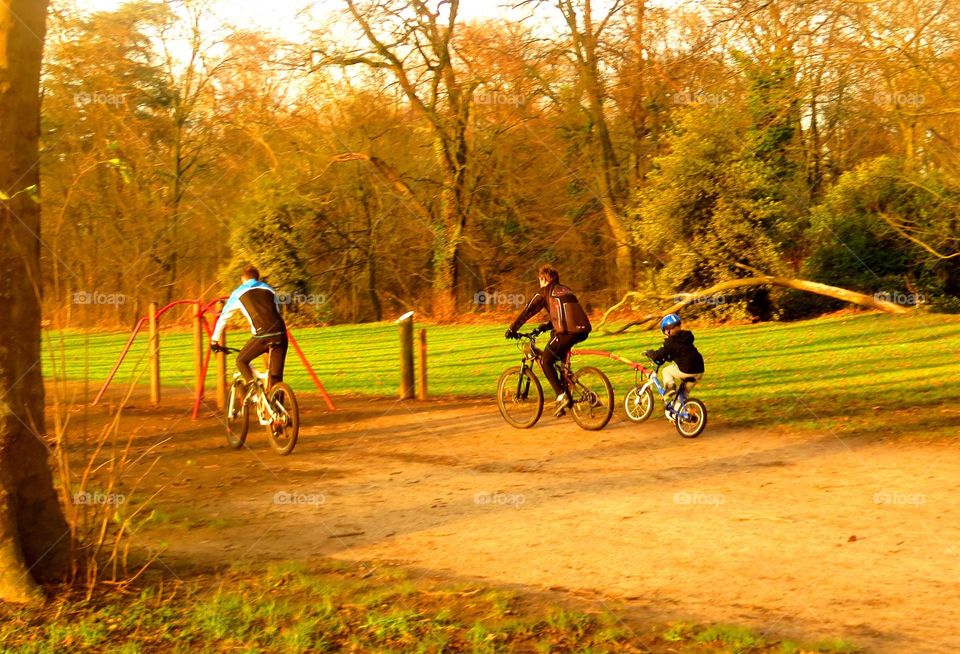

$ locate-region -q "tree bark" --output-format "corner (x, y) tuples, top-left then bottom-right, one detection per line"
(0, 0), (71, 602)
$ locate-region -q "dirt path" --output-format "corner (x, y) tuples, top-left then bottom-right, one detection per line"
(94, 392), (959, 653)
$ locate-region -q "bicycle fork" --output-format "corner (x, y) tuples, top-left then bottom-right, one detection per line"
(643, 375), (684, 419)
(514, 362), (533, 401)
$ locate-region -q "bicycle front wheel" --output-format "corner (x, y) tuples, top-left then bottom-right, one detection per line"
(624, 385), (655, 422)
(497, 366), (543, 429)
(265, 382), (300, 455)
(675, 397), (707, 438)
(570, 366), (614, 431)
(225, 379), (249, 449)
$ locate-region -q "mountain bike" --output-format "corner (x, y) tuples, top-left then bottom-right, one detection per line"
(497, 329), (614, 431)
(623, 359), (707, 438)
(220, 345), (300, 455)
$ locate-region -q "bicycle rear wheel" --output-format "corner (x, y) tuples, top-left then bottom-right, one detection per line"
(569, 366), (614, 431)
(675, 398), (707, 438)
(225, 379), (249, 449)
(265, 382), (300, 455)
(497, 366), (543, 429)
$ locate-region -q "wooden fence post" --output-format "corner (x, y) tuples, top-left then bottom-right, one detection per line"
(418, 328), (427, 400)
(397, 311), (414, 400)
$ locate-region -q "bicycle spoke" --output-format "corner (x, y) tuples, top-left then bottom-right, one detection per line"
(568, 366), (613, 431)
(497, 367), (543, 429)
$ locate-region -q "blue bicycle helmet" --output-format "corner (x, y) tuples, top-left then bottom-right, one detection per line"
(660, 313), (681, 334)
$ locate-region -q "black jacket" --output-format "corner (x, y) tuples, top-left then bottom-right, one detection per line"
(650, 330), (704, 374)
(510, 282), (591, 335)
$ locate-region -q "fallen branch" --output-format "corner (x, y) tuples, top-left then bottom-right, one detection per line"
(597, 274), (912, 335)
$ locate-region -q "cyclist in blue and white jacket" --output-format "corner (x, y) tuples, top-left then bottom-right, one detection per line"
(210, 264), (287, 387)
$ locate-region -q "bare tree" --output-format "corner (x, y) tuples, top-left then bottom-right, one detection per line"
(523, 0), (636, 294)
(156, 0), (232, 302)
(317, 0), (478, 317)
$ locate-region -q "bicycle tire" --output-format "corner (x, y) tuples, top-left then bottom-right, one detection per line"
(265, 382), (300, 455)
(675, 397), (707, 438)
(569, 366), (614, 431)
(497, 366), (543, 429)
(624, 385), (655, 422)
(225, 379), (249, 449)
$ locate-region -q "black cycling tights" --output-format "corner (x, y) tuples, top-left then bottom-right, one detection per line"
(540, 332), (588, 396)
(237, 335), (288, 386)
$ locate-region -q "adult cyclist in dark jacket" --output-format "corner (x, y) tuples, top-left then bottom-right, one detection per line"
(210, 264), (288, 388)
(505, 265), (592, 416)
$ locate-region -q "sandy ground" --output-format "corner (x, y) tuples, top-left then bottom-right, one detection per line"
(77, 389), (960, 653)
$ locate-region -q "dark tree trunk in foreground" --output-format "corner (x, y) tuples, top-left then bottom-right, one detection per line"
(0, 0), (71, 602)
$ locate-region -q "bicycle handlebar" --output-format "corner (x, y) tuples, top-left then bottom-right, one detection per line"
(512, 328), (547, 340)
(214, 342), (282, 355)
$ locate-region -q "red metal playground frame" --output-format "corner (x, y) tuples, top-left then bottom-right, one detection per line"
(92, 297), (337, 418)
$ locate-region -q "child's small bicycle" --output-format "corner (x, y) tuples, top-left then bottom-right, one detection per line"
(623, 359), (707, 438)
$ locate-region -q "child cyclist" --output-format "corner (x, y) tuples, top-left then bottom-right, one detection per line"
(644, 313), (704, 416)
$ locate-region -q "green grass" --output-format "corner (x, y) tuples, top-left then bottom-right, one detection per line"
(138, 505), (234, 531)
(0, 561), (859, 653)
(44, 312), (960, 436)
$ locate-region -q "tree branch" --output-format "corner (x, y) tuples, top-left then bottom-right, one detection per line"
(596, 274), (913, 335)
(330, 152), (436, 229)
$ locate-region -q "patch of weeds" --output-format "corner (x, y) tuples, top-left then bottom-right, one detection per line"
(695, 624), (767, 651)
(466, 621), (501, 654)
(663, 621), (697, 642)
(483, 590), (516, 619)
(805, 638), (862, 653)
(433, 607), (458, 626)
(545, 607), (595, 637)
(361, 608), (423, 645)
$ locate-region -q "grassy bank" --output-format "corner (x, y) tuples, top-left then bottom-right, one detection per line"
(0, 561), (858, 653)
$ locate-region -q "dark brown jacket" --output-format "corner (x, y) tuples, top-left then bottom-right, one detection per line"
(510, 282), (592, 335)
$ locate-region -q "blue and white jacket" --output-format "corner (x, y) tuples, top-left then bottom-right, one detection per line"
(211, 279), (286, 342)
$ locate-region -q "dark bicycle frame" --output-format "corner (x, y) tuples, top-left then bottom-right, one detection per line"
(510, 331), (578, 401)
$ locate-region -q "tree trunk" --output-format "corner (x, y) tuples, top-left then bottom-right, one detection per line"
(432, 128), (469, 320)
(603, 203), (634, 296)
(565, 0), (633, 294)
(431, 208), (460, 320)
(0, 0), (71, 602)
(361, 196), (382, 322)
